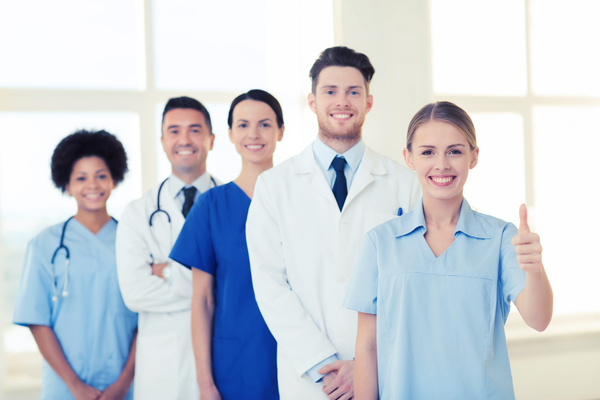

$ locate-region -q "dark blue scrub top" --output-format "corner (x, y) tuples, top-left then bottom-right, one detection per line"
(170, 182), (279, 400)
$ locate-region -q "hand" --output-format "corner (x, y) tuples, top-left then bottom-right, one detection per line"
(511, 204), (543, 273)
(198, 384), (222, 400)
(98, 381), (129, 400)
(68, 380), (102, 400)
(318, 360), (354, 400)
(151, 262), (169, 278)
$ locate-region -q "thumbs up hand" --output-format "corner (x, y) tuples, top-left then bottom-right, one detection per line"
(511, 204), (543, 272)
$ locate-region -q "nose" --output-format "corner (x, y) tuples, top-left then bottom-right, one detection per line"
(336, 93), (351, 108)
(249, 125), (260, 139)
(434, 154), (450, 170)
(180, 129), (192, 145)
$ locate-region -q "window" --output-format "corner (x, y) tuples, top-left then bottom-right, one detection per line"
(0, 0), (333, 394)
(430, 0), (600, 315)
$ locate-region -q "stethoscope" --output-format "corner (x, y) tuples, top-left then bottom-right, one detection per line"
(147, 176), (216, 262)
(148, 176), (217, 227)
(51, 216), (117, 302)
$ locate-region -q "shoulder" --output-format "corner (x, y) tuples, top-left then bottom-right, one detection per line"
(470, 208), (518, 239)
(365, 148), (415, 177)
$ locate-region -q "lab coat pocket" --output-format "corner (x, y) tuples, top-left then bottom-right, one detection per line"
(212, 337), (243, 398)
(136, 331), (177, 380)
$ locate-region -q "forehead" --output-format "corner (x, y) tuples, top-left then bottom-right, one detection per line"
(316, 66), (367, 90)
(414, 121), (468, 145)
(163, 108), (207, 127)
(72, 156), (109, 171)
(233, 99), (275, 119)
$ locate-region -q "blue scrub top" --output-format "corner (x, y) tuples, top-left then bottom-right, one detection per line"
(13, 218), (138, 400)
(344, 198), (526, 400)
(170, 182), (279, 400)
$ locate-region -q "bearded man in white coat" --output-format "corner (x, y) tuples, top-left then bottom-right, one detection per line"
(247, 46), (421, 400)
(116, 96), (219, 400)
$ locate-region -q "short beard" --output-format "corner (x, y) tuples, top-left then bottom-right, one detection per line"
(318, 120), (362, 144)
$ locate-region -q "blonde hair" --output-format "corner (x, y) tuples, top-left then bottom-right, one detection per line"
(406, 101), (477, 152)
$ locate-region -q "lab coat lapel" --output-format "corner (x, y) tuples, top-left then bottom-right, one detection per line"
(345, 147), (386, 208)
(293, 145), (339, 207)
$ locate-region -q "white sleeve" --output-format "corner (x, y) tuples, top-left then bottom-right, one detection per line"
(247, 175), (337, 377)
(116, 201), (191, 313)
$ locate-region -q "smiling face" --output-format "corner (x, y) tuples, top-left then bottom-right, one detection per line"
(229, 99), (283, 167)
(161, 108), (215, 180)
(308, 66), (373, 150)
(404, 120), (479, 204)
(66, 156), (115, 213)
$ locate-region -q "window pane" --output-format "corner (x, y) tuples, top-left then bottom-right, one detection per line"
(0, 0), (145, 90)
(153, 0), (333, 93)
(465, 113), (525, 224)
(430, 0), (527, 96)
(533, 106), (600, 314)
(530, 0), (600, 97)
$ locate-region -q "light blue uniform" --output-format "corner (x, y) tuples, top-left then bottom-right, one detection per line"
(344, 198), (526, 400)
(13, 218), (138, 400)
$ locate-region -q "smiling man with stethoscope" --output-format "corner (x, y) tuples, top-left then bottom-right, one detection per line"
(116, 96), (220, 400)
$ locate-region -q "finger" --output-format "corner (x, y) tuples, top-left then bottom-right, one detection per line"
(518, 204), (530, 233)
(318, 361), (339, 375)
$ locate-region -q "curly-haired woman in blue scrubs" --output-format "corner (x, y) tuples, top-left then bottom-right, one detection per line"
(13, 130), (138, 400)
(345, 102), (553, 400)
(170, 89), (284, 400)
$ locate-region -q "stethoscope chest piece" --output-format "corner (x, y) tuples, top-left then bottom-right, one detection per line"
(51, 216), (73, 302)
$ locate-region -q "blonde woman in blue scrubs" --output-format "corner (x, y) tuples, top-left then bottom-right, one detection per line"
(170, 89), (284, 400)
(345, 101), (553, 399)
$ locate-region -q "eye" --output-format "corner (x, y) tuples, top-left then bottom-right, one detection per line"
(325, 90), (335, 95)
(349, 90), (360, 96)
(449, 149), (463, 155)
(238, 123), (248, 129)
(421, 150), (433, 156)
(76, 176), (86, 181)
(168, 129), (179, 135)
(260, 122), (271, 128)
(98, 173), (108, 180)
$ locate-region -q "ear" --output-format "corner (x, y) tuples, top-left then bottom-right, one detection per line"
(65, 184), (71, 196)
(308, 93), (317, 114)
(365, 94), (374, 114)
(277, 125), (285, 142)
(228, 128), (234, 144)
(209, 132), (215, 151)
(470, 146), (479, 169)
(403, 148), (416, 170)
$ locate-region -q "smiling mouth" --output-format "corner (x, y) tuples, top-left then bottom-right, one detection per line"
(331, 113), (353, 120)
(430, 176), (455, 185)
(84, 193), (103, 199)
(176, 149), (196, 156)
(245, 144), (265, 150)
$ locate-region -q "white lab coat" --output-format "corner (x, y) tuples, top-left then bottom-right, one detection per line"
(247, 144), (421, 399)
(116, 177), (213, 400)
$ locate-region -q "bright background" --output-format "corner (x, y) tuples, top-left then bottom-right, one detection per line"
(1, 0), (598, 399)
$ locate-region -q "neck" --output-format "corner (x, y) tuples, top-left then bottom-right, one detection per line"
(422, 194), (463, 229)
(74, 208), (111, 234)
(234, 158), (273, 199)
(318, 133), (361, 154)
(172, 167), (205, 185)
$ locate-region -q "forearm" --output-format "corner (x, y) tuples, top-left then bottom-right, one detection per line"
(518, 265), (553, 331)
(29, 325), (83, 389)
(114, 332), (137, 390)
(191, 271), (217, 391)
(354, 313), (378, 400)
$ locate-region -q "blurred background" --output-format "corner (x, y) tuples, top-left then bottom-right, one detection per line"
(0, 0), (598, 399)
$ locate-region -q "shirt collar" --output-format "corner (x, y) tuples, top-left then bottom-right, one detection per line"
(166, 172), (213, 199)
(313, 136), (365, 173)
(395, 197), (490, 239)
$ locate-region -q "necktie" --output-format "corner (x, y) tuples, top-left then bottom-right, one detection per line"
(181, 187), (197, 218)
(331, 157), (347, 211)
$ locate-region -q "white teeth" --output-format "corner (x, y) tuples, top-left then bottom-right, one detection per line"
(246, 145), (264, 150)
(177, 150), (193, 155)
(85, 193), (101, 198)
(432, 177), (453, 184)
(332, 113), (351, 119)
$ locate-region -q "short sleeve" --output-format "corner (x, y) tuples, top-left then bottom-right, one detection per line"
(499, 222), (526, 314)
(343, 231), (379, 314)
(170, 191), (216, 275)
(13, 238), (54, 327)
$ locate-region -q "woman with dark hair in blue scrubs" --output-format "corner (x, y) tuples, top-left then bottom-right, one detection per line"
(170, 89), (284, 400)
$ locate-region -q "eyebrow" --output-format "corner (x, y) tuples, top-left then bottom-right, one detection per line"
(418, 143), (466, 149)
(235, 118), (274, 123)
(167, 123), (203, 129)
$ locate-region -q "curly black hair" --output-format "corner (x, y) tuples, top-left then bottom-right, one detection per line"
(51, 129), (128, 192)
